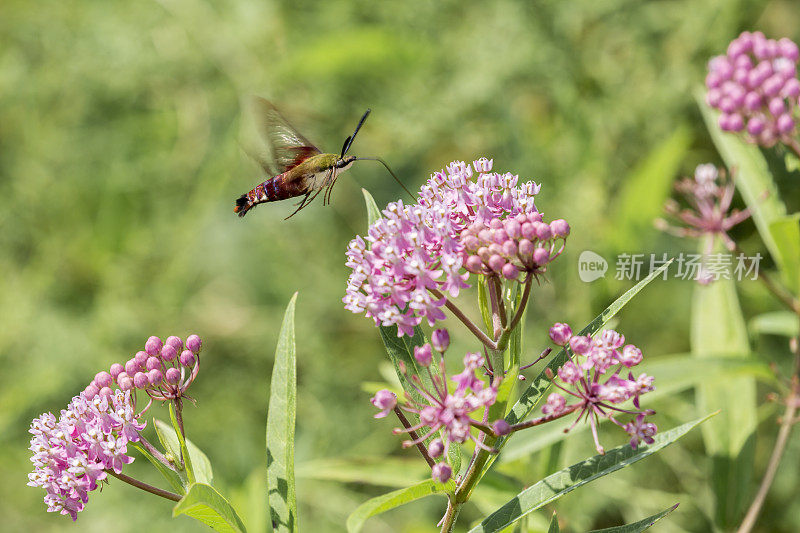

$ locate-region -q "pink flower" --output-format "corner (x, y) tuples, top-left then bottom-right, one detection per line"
(544, 322), (657, 454)
(371, 390), (398, 418)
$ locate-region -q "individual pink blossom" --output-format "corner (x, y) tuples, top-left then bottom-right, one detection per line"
(543, 322), (657, 454)
(370, 390), (397, 418)
(706, 31), (800, 147)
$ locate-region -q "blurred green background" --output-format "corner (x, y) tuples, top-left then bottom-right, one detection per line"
(3, 0), (800, 531)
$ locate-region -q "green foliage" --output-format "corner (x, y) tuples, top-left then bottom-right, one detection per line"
(345, 479), (455, 533)
(587, 504), (678, 532)
(155, 418), (214, 486)
(173, 483), (248, 533)
(468, 414), (712, 532)
(266, 293), (298, 533)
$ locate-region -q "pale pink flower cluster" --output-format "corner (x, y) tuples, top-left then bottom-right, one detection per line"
(343, 158), (543, 337)
(545, 323), (657, 453)
(28, 390), (145, 520)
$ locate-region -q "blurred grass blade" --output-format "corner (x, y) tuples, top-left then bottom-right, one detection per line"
(296, 457), (429, 487)
(587, 503), (679, 532)
(696, 90), (796, 290)
(346, 479), (454, 533)
(478, 276), (494, 333)
(505, 261), (671, 427)
(548, 512), (560, 533)
(691, 241), (755, 528)
(154, 418), (213, 485)
(267, 293), (298, 533)
(768, 214), (800, 294)
(749, 310), (800, 338)
(611, 125), (691, 250)
(131, 441), (186, 494)
(468, 414), (712, 533)
(173, 482), (248, 533)
(168, 402), (195, 484)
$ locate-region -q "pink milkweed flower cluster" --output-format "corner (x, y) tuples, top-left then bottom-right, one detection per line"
(544, 322), (656, 454)
(27, 389), (145, 520)
(28, 333), (202, 520)
(461, 212), (569, 280)
(706, 31), (800, 146)
(370, 330), (497, 483)
(657, 163), (751, 257)
(344, 158), (551, 337)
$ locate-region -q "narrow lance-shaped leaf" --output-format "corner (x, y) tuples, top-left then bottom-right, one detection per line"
(547, 512), (560, 533)
(169, 402), (195, 485)
(131, 441), (185, 494)
(587, 504), (679, 533)
(173, 482), (248, 533)
(267, 293), (298, 533)
(691, 238), (755, 528)
(468, 414), (713, 533)
(346, 479), (455, 533)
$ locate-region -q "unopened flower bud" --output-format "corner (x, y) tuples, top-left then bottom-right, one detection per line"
(492, 419), (511, 436)
(165, 367), (181, 384)
(431, 463), (452, 483)
(180, 350), (196, 367)
(550, 219), (570, 237)
(549, 323), (573, 346)
(186, 334), (202, 354)
(145, 357), (161, 371)
(161, 344), (178, 362)
(501, 263), (519, 280)
(134, 350), (148, 366)
(145, 336), (163, 356)
(414, 344), (433, 367)
(532, 247), (550, 265)
(428, 439), (445, 458)
(109, 363), (124, 380)
(94, 371), (112, 389)
(370, 389), (397, 418)
(99, 387), (113, 397)
(147, 369), (163, 385)
(166, 336), (183, 350)
(84, 384), (99, 400)
(133, 372), (149, 389)
(118, 375), (133, 391)
(569, 335), (592, 355)
(431, 329), (450, 353)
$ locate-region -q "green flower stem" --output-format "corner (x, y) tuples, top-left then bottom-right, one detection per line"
(107, 470), (182, 502)
(439, 496), (462, 533)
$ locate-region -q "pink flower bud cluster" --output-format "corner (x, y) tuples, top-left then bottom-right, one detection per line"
(85, 334), (202, 402)
(706, 31), (800, 146)
(545, 323), (656, 453)
(344, 157), (550, 337)
(27, 389), (145, 520)
(461, 212), (569, 280)
(370, 329), (498, 483)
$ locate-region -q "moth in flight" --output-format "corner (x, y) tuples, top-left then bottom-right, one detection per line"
(234, 98), (410, 219)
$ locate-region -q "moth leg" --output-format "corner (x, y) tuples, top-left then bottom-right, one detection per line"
(323, 169), (339, 206)
(284, 192), (312, 220)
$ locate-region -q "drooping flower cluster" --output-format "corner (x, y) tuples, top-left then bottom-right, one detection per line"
(28, 333), (202, 520)
(544, 322), (656, 454)
(370, 329), (497, 483)
(27, 389), (145, 520)
(344, 158), (551, 337)
(706, 31), (800, 146)
(656, 163), (751, 284)
(461, 212), (569, 280)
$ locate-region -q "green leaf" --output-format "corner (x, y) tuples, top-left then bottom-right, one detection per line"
(173, 482), (248, 533)
(478, 275), (494, 333)
(362, 188), (382, 226)
(267, 292), (298, 533)
(691, 240), (755, 528)
(153, 418), (213, 485)
(296, 457), (429, 487)
(346, 479), (454, 533)
(468, 414), (712, 533)
(611, 126), (691, 249)
(768, 214), (800, 294)
(749, 310), (800, 337)
(587, 504), (679, 532)
(547, 512), (560, 533)
(696, 90), (795, 290)
(168, 402), (196, 484)
(131, 441), (186, 494)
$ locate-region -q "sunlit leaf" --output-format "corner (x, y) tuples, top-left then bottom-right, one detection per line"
(131, 441), (186, 494)
(468, 414), (712, 532)
(173, 482), (248, 533)
(749, 310), (800, 338)
(346, 479), (454, 533)
(267, 293), (298, 533)
(587, 504), (679, 532)
(153, 418), (213, 485)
